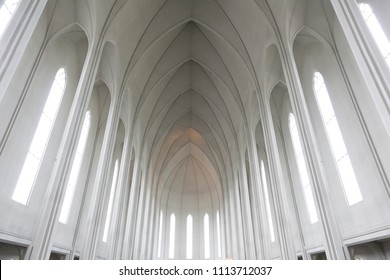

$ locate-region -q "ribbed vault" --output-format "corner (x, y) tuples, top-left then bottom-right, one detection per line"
(102, 0), (276, 259)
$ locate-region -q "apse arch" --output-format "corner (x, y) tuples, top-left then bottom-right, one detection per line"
(158, 153), (221, 260)
(156, 142), (223, 199)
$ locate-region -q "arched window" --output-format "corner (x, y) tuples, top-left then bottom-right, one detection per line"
(358, 3), (390, 68)
(313, 72), (363, 205)
(169, 213), (175, 259)
(216, 211), (222, 258)
(261, 160), (275, 242)
(102, 159), (119, 242)
(13, 68), (66, 205)
(289, 113), (319, 224)
(186, 215), (193, 259)
(59, 111), (91, 224)
(157, 210), (163, 258)
(0, 0), (21, 38)
(204, 213), (210, 259)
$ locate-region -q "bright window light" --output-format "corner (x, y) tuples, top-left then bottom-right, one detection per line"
(13, 68), (66, 205)
(261, 160), (275, 242)
(359, 3), (390, 68)
(204, 213), (210, 259)
(102, 159), (119, 242)
(313, 72), (363, 205)
(59, 111), (91, 224)
(157, 211), (163, 258)
(0, 0), (21, 38)
(186, 215), (193, 259)
(169, 213), (175, 259)
(216, 211), (222, 258)
(289, 114), (319, 224)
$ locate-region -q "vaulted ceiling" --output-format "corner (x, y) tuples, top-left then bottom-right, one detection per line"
(100, 0), (278, 198)
(56, 0), (325, 204)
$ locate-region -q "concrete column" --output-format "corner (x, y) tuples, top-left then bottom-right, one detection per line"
(255, 94), (297, 260)
(0, 0), (48, 102)
(81, 90), (123, 259)
(121, 156), (142, 259)
(329, 0), (390, 124)
(237, 157), (256, 259)
(113, 141), (134, 259)
(144, 175), (161, 259)
(107, 132), (132, 259)
(222, 180), (233, 259)
(329, 0), (390, 199)
(28, 40), (102, 259)
(231, 172), (246, 259)
(0, 0), (49, 156)
(135, 175), (153, 260)
(216, 182), (227, 260)
(149, 200), (162, 259)
(225, 173), (242, 259)
(278, 40), (346, 259)
(247, 135), (270, 259)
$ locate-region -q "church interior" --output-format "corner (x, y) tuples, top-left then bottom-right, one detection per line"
(0, 0), (390, 260)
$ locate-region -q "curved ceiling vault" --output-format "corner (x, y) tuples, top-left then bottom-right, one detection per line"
(103, 0), (276, 205)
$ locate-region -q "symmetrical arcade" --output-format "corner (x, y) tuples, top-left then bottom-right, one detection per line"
(0, 0), (390, 260)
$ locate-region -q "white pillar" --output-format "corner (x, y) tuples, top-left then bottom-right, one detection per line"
(256, 93), (297, 260)
(0, 0), (49, 156)
(132, 163), (149, 259)
(113, 140), (134, 259)
(231, 172), (246, 259)
(121, 155), (142, 259)
(329, 0), (390, 199)
(0, 0), (48, 102)
(222, 179), (233, 258)
(279, 41), (346, 259)
(28, 39), (102, 259)
(238, 155), (256, 259)
(247, 135), (270, 259)
(107, 132), (132, 259)
(81, 89), (123, 259)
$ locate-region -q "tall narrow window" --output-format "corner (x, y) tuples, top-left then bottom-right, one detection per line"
(216, 211), (222, 258)
(313, 72), (363, 205)
(59, 111), (91, 224)
(359, 3), (390, 68)
(289, 114), (319, 224)
(169, 213), (175, 259)
(102, 159), (119, 243)
(204, 213), (210, 259)
(157, 211), (163, 258)
(261, 160), (275, 242)
(186, 215), (193, 259)
(0, 0), (21, 38)
(13, 68), (66, 205)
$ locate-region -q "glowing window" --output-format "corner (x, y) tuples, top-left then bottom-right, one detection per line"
(359, 3), (390, 68)
(59, 111), (91, 224)
(261, 160), (275, 242)
(157, 211), (163, 258)
(102, 159), (119, 242)
(0, 0), (21, 38)
(13, 68), (66, 205)
(186, 215), (193, 259)
(289, 114), (319, 224)
(216, 211), (222, 258)
(313, 72), (362, 205)
(204, 213), (210, 259)
(169, 213), (175, 259)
